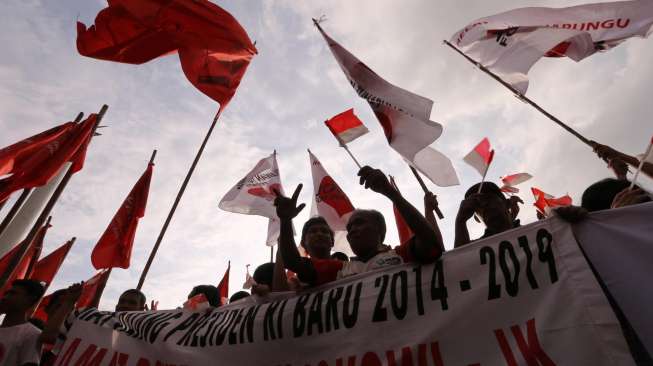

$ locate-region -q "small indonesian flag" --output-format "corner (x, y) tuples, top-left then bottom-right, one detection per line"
(463, 138), (494, 176)
(325, 109), (369, 144)
(531, 187), (572, 215)
(500, 172), (533, 193)
(183, 293), (211, 311)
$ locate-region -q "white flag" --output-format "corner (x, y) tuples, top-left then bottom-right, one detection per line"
(219, 153), (287, 246)
(316, 23), (459, 187)
(308, 150), (355, 232)
(451, 1), (653, 94)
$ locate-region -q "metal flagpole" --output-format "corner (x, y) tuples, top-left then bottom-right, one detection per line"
(443, 40), (592, 147)
(137, 107), (224, 290)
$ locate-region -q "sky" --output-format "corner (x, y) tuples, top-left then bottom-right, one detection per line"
(0, 0), (651, 310)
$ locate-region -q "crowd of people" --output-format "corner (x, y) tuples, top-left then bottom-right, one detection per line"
(0, 140), (651, 365)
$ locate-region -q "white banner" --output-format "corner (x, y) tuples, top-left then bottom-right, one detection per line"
(54, 217), (634, 365)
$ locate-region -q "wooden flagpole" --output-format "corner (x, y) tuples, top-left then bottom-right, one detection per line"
(443, 40), (592, 147)
(408, 166), (444, 219)
(137, 108), (224, 290)
(0, 106), (107, 289)
(24, 216), (52, 277)
(0, 113), (85, 238)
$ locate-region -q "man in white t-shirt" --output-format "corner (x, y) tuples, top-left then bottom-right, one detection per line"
(0, 279), (46, 366)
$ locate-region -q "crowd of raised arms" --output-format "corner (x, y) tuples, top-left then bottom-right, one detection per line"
(0, 140), (651, 366)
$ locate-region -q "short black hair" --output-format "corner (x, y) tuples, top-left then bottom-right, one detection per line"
(350, 209), (386, 242)
(12, 279), (45, 306)
(300, 216), (334, 247)
(229, 291), (250, 303)
(190, 285), (220, 307)
(581, 178), (636, 212)
(120, 289), (146, 306)
(465, 181), (506, 201)
(253, 262), (275, 287)
(331, 252), (349, 261)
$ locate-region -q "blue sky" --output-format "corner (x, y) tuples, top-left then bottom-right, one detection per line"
(0, 0), (651, 309)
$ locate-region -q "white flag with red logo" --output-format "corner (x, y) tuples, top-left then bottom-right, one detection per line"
(451, 1), (653, 94)
(463, 138), (494, 177)
(325, 109), (369, 145)
(219, 152), (284, 218)
(500, 172), (533, 193)
(316, 22), (459, 187)
(308, 150), (355, 232)
(532, 187), (572, 215)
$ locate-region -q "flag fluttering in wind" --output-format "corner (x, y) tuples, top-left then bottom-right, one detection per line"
(91, 161), (154, 270)
(0, 122), (75, 177)
(324, 109), (369, 145)
(389, 177), (414, 245)
(30, 239), (74, 286)
(450, 1), (653, 94)
(500, 172), (533, 193)
(464, 138), (495, 176)
(315, 22), (459, 187)
(0, 115), (97, 203)
(219, 153), (286, 246)
(308, 150), (355, 232)
(217, 261), (230, 306)
(531, 187), (572, 215)
(76, 270), (111, 309)
(77, 0), (257, 107)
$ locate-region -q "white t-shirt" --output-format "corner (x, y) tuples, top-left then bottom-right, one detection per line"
(0, 323), (42, 366)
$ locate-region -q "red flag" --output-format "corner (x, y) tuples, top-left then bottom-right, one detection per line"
(463, 138), (494, 176)
(0, 115), (96, 203)
(30, 240), (74, 286)
(0, 223), (50, 297)
(77, 0), (257, 106)
(91, 162), (153, 269)
(531, 187), (572, 215)
(76, 270), (111, 309)
(32, 293), (53, 322)
(217, 261), (230, 306)
(389, 177), (414, 245)
(324, 109), (369, 144)
(500, 172), (533, 193)
(0, 122), (75, 176)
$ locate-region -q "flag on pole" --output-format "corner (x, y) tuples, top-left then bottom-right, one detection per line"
(77, 0), (257, 107)
(30, 239), (74, 286)
(500, 172), (533, 193)
(389, 177), (414, 245)
(91, 161), (154, 270)
(463, 138), (495, 176)
(531, 187), (572, 215)
(324, 109), (369, 145)
(0, 122), (76, 177)
(450, 1), (653, 94)
(76, 270), (111, 309)
(0, 115), (96, 203)
(315, 21), (459, 187)
(219, 153), (287, 246)
(308, 150), (355, 232)
(217, 261), (230, 306)
(0, 222), (50, 296)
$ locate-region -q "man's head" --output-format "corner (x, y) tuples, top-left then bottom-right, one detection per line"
(229, 291), (250, 303)
(300, 217), (334, 259)
(115, 289), (146, 312)
(253, 263), (275, 287)
(188, 285), (220, 307)
(0, 279), (45, 315)
(465, 182), (512, 232)
(331, 252), (349, 261)
(581, 178), (641, 212)
(346, 209), (386, 259)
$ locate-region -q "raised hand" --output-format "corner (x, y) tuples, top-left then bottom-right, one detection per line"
(508, 195), (523, 220)
(456, 194), (480, 223)
(358, 166), (395, 197)
(273, 184), (306, 220)
(424, 192), (439, 210)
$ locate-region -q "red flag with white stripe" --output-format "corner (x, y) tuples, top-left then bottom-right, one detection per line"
(531, 187), (572, 215)
(500, 172), (533, 193)
(308, 150), (355, 232)
(463, 138), (494, 177)
(324, 109), (369, 145)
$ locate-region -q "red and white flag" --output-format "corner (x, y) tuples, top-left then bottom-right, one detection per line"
(463, 138), (495, 177)
(308, 150), (355, 232)
(532, 187), (572, 215)
(324, 109), (369, 145)
(183, 293), (211, 312)
(217, 261), (230, 306)
(500, 172), (533, 193)
(219, 153), (287, 245)
(451, 1), (653, 94)
(91, 161), (153, 270)
(316, 22), (459, 187)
